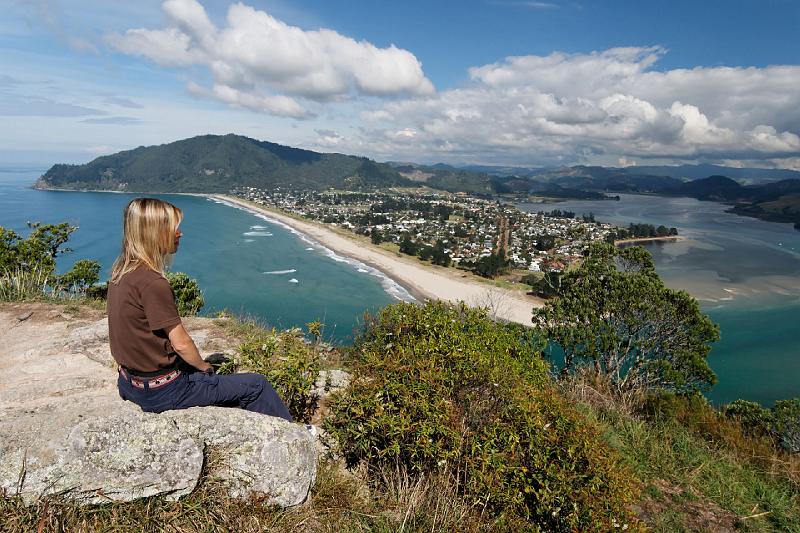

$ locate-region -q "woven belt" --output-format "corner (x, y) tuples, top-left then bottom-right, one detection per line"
(119, 367), (182, 390)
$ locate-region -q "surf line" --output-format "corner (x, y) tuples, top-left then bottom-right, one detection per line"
(208, 195), (416, 303)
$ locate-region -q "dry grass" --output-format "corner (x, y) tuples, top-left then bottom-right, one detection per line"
(0, 458), (509, 533)
(560, 372), (800, 532)
(558, 367), (645, 417)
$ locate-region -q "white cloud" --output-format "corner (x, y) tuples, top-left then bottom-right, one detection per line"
(107, 0), (434, 117)
(345, 47), (800, 166)
(187, 81), (309, 119)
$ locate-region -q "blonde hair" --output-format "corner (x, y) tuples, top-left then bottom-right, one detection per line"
(110, 198), (183, 283)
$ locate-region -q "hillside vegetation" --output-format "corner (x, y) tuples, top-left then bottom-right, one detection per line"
(37, 134), (412, 192)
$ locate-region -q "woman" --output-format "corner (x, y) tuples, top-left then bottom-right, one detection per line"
(107, 197), (292, 421)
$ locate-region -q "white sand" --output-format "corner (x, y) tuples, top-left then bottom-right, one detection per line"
(212, 195), (543, 326)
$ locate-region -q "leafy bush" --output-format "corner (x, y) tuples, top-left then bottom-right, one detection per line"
(326, 301), (642, 531)
(1, 222), (101, 301)
(773, 398), (800, 453)
(0, 222), (75, 273)
(641, 391), (710, 426)
(59, 259), (101, 293)
(723, 399), (774, 436)
(166, 272), (205, 316)
(230, 320), (322, 422)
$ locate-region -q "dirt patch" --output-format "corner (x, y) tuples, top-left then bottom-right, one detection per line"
(1, 301), (104, 326)
(636, 479), (740, 532)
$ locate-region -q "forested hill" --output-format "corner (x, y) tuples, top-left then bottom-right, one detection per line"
(36, 134), (413, 193)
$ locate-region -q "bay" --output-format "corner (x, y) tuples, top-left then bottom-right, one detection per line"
(0, 169), (409, 343)
(518, 194), (800, 406)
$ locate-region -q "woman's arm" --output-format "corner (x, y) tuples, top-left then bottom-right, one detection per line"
(166, 323), (213, 372)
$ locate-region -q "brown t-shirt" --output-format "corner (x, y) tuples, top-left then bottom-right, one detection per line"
(107, 266), (182, 373)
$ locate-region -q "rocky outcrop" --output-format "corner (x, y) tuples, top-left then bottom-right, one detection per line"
(0, 303), (317, 506)
(170, 407), (317, 506)
(0, 401), (203, 504)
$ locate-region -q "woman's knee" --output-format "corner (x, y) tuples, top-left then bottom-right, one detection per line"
(241, 373), (269, 390)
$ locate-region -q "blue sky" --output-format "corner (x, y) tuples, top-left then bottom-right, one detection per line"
(1, 0), (799, 168)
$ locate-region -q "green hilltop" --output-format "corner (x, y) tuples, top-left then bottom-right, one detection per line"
(37, 134), (412, 193)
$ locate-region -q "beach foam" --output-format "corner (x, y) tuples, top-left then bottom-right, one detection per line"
(243, 231), (273, 237)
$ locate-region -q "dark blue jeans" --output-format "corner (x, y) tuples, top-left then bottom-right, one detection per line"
(118, 370), (292, 421)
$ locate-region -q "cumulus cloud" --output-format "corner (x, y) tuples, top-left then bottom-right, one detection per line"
(107, 0), (434, 117)
(353, 47), (800, 166)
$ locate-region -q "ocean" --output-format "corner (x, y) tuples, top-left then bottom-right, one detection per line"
(518, 194), (800, 406)
(0, 168), (411, 343)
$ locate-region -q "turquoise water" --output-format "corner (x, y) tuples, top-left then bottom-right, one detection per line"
(519, 195), (800, 406)
(0, 169), (409, 343)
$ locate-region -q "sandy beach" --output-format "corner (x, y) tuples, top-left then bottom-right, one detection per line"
(614, 235), (683, 245)
(211, 194), (544, 326)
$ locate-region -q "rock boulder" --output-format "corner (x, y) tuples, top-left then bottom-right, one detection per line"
(0, 304), (317, 507)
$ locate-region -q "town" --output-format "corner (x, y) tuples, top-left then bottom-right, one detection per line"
(231, 187), (631, 280)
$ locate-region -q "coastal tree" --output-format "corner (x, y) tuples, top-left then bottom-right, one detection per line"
(399, 233), (417, 256)
(1, 222), (105, 300)
(532, 242), (719, 394)
(431, 239), (451, 267)
(472, 251), (509, 278)
(1, 222), (75, 273)
(417, 244), (433, 261)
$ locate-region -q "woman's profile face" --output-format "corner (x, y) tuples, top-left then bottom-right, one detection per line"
(172, 225), (183, 253)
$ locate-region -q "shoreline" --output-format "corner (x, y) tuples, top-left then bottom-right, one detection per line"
(210, 194), (544, 326)
(614, 235), (683, 245)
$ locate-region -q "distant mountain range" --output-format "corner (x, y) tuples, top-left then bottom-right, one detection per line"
(434, 162), (800, 185)
(37, 134), (800, 226)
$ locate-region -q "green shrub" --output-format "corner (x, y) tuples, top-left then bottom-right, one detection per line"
(641, 391), (710, 426)
(773, 398), (800, 453)
(233, 321), (321, 422)
(166, 272), (205, 316)
(1, 222), (100, 301)
(723, 399), (774, 436)
(326, 301), (642, 531)
(59, 259), (101, 293)
(0, 222), (75, 274)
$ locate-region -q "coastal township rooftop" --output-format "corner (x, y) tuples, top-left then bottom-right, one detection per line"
(232, 187), (619, 272)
